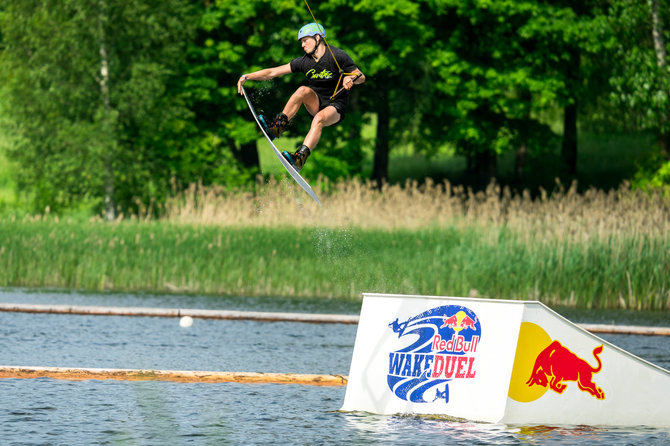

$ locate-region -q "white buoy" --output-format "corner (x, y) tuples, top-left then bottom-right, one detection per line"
(179, 316), (193, 328)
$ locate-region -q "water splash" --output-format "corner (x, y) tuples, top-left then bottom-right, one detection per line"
(312, 226), (355, 260)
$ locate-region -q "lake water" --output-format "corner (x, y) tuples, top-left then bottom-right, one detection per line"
(1, 288), (669, 445)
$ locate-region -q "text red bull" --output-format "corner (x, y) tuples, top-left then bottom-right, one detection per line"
(387, 306), (482, 404)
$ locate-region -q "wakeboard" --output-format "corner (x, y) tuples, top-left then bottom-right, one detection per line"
(241, 86), (321, 205)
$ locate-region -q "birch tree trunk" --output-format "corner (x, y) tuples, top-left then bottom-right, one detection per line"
(98, 0), (115, 219)
(649, 0), (668, 68)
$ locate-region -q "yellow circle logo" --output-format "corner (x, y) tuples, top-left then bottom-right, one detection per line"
(507, 322), (552, 402)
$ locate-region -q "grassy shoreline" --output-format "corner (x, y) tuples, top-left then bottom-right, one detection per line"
(1, 215), (667, 310)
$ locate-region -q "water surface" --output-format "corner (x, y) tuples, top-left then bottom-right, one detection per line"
(1, 289), (669, 445)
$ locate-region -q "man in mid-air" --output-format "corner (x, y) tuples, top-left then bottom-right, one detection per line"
(237, 23), (365, 171)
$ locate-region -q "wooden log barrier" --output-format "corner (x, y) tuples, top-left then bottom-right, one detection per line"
(0, 303), (668, 335)
(577, 323), (670, 336)
(0, 366), (348, 386)
(0, 303), (359, 324)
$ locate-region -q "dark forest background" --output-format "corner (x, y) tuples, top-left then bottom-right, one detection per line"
(0, 0), (668, 216)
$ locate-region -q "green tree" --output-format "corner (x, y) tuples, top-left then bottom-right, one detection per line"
(327, 0), (433, 184)
(549, 0), (613, 179)
(189, 0), (433, 185)
(414, 0), (613, 186)
(186, 0), (374, 183)
(603, 0), (670, 188)
(606, 0), (669, 153)
(415, 0), (562, 185)
(648, 0), (669, 158)
(0, 0), (201, 216)
(183, 0), (300, 180)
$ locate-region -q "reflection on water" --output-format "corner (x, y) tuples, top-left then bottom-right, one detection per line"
(339, 411), (670, 445)
(1, 289), (669, 444)
(0, 312), (355, 374)
(4, 379), (668, 445)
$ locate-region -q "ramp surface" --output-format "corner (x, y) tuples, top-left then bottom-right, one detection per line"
(342, 293), (670, 427)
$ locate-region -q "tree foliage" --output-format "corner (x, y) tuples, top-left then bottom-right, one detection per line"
(183, 0), (303, 176)
(0, 0), (200, 214)
(1, 0), (669, 215)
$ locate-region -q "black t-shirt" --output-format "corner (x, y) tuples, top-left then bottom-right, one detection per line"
(290, 46), (357, 100)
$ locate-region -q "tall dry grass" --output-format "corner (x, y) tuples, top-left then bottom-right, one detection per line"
(164, 177), (670, 242)
(2, 178), (667, 309)
(162, 178), (670, 309)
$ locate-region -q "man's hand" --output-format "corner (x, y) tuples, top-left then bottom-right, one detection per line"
(343, 75), (356, 90)
(237, 75), (247, 95)
(343, 72), (363, 90)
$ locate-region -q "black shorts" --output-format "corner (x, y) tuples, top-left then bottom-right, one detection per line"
(311, 90), (348, 123)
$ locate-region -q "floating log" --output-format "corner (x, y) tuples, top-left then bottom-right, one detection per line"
(0, 303), (667, 335)
(577, 323), (670, 337)
(0, 365), (347, 386)
(0, 303), (359, 324)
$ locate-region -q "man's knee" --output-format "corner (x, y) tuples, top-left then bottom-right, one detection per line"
(294, 86), (315, 100)
(312, 108), (340, 127)
(311, 112), (328, 128)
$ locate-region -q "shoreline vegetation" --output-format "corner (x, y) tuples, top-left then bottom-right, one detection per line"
(1, 179), (668, 310)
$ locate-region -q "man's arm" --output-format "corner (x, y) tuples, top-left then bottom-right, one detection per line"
(338, 49), (365, 90)
(237, 63), (292, 94)
(343, 69), (365, 90)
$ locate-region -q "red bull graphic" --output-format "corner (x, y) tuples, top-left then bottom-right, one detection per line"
(387, 305), (481, 404)
(526, 340), (605, 400)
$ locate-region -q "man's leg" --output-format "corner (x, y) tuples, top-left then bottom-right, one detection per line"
(283, 106), (340, 171)
(303, 106), (341, 150)
(260, 87), (320, 140)
(282, 86), (320, 119)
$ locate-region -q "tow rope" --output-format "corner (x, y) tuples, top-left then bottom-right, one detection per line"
(303, 0), (359, 99)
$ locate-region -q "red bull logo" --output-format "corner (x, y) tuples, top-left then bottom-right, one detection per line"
(386, 305), (482, 404)
(526, 340), (605, 400)
(441, 314), (478, 331)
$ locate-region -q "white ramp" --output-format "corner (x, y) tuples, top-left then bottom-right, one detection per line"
(341, 293), (670, 427)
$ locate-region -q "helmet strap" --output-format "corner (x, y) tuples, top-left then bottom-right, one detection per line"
(308, 35), (322, 59)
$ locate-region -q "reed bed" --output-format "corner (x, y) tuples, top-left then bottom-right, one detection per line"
(161, 178), (670, 309)
(165, 177), (669, 241)
(0, 179), (668, 310)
